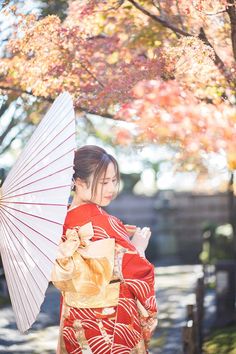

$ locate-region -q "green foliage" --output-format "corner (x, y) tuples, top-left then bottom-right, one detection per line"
(38, 0), (69, 19)
(0, 295), (10, 308)
(120, 172), (140, 192)
(199, 223), (234, 264)
(203, 325), (236, 354)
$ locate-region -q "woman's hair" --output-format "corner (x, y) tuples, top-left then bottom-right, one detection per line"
(73, 145), (120, 198)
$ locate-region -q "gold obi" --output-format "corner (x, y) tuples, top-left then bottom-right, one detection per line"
(64, 280), (120, 308)
(51, 222), (120, 308)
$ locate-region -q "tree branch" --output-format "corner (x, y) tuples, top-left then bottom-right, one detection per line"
(79, 60), (105, 88)
(0, 114), (17, 146)
(0, 85), (118, 120)
(0, 99), (10, 117)
(100, 0), (125, 12)
(198, 27), (232, 81)
(199, 10), (226, 16)
(128, 0), (192, 37)
(0, 124), (28, 155)
(0, 0), (11, 11)
(128, 0), (233, 83)
(152, 0), (162, 14)
(226, 0), (236, 61)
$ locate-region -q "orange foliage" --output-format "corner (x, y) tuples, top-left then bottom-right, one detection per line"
(1, 0), (236, 169)
(117, 78), (236, 166)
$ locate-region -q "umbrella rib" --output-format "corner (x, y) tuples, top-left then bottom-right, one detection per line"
(1, 203), (62, 226)
(0, 92), (75, 332)
(4, 141), (75, 198)
(2, 202), (66, 207)
(0, 209), (47, 292)
(5, 105), (74, 191)
(4, 93), (72, 184)
(1, 184), (71, 201)
(2, 165), (73, 201)
(0, 205), (58, 248)
(0, 224), (24, 324)
(10, 145), (74, 197)
(0, 211), (39, 328)
(5, 121), (75, 192)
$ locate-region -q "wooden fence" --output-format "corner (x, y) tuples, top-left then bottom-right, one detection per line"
(182, 276), (205, 354)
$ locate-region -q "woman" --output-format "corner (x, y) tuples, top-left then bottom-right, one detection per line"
(52, 145), (158, 354)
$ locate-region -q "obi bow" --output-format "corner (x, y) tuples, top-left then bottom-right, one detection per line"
(51, 222), (117, 305)
(56, 222), (94, 259)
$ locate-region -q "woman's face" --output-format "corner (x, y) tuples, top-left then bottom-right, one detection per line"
(76, 162), (118, 207)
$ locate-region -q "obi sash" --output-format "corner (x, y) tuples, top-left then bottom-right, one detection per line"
(51, 222), (120, 308)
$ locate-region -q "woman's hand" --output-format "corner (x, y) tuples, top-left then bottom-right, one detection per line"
(131, 226), (151, 256)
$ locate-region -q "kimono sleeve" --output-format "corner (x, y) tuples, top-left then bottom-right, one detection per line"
(122, 252), (157, 316)
(92, 213), (137, 251)
(92, 212), (157, 316)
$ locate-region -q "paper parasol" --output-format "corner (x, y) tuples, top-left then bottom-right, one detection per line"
(0, 92), (76, 332)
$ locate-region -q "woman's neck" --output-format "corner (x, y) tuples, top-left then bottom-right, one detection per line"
(69, 194), (93, 210)
(69, 194), (83, 209)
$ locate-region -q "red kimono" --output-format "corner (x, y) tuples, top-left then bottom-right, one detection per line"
(52, 203), (157, 354)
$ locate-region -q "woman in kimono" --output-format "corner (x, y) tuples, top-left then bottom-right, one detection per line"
(52, 145), (158, 354)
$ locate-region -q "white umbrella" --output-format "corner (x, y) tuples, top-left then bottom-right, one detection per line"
(0, 92), (76, 332)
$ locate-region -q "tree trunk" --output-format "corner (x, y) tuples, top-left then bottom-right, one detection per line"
(226, 0), (236, 61)
(228, 171), (236, 258)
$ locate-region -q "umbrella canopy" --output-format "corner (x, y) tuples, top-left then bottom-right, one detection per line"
(0, 92), (76, 332)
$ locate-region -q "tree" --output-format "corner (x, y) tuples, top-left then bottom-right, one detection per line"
(1, 0), (236, 254)
(0, 0), (235, 166)
(0, 0), (71, 158)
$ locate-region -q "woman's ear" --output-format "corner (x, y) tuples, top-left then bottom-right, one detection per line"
(74, 178), (86, 188)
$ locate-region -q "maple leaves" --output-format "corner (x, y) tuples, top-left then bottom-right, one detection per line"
(1, 1), (164, 115)
(118, 78), (235, 154)
(0, 0), (236, 170)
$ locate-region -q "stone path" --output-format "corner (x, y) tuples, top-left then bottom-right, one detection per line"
(149, 265), (203, 354)
(0, 285), (60, 354)
(0, 265), (209, 354)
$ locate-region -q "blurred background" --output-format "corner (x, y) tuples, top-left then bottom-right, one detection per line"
(0, 0), (236, 353)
